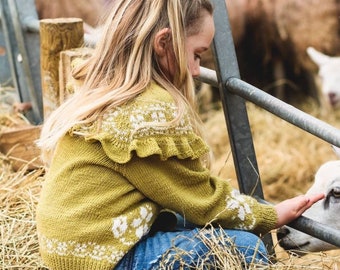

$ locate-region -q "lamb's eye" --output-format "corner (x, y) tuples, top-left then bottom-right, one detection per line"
(331, 187), (340, 198)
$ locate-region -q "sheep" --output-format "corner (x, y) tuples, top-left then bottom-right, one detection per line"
(277, 152), (340, 254)
(34, 0), (110, 34)
(240, 0), (340, 103)
(307, 47), (340, 110)
(35, 0), (107, 26)
(33, 0), (340, 110)
(201, 0), (340, 106)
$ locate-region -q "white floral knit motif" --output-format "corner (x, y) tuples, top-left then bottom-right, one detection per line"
(39, 205), (154, 265)
(100, 101), (193, 142)
(39, 234), (125, 264)
(112, 205), (154, 246)
(226, 190), (256, 230)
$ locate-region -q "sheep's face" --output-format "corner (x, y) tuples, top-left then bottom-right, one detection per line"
(277, 160), (340, 255)
(318, 60), (340, 108)
(307, 47), (340, 108)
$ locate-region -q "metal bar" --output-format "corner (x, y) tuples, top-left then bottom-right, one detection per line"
(227, 78), (340, 147)
(199, 66), (218, 88)
(8, 0), (42, 123)
(198, 68), (340, 147)
(0, 0), (21, 98)
(258, 198), (340, 247)
(211, 0), (264, 198)
(22, 16), (39, 32)
(288, 216), (340, 248)
(199, 61), (340, 248)
(211, 0), (275, 254)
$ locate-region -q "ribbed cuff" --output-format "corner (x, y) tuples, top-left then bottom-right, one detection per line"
(41, 254), (116, 270)
(253, 203), (278, 235)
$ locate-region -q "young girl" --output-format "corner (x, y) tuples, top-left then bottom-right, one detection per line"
(36, 0), (324, 269)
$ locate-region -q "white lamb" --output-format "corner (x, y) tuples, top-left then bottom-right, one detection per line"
(277, 146), (340, 254)
(307, 47), (340, 109)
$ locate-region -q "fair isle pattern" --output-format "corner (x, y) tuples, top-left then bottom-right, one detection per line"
(111, 205), (154, 246)
(225, 190), (257, 230)
(39, 234), (125, 265)
(100, 101), (193, 142)
(73, 99), (193, 143)
(39, 205), (155, 265)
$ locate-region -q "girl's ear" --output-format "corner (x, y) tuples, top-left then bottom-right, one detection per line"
(153, 28), (172, 57)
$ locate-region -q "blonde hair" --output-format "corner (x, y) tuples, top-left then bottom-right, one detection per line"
(38, 0), (213, 163)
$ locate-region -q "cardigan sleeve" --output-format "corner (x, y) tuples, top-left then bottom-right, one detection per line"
(113, 154), (278, 235)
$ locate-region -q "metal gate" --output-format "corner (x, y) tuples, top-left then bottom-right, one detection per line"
(0, 0), (42, 124)
(198, 0), (340, 253)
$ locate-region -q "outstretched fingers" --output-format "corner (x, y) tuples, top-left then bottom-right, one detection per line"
(274, 193), (325, 228)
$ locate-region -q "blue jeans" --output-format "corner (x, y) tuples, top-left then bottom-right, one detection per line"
(115, 215), (269, 269)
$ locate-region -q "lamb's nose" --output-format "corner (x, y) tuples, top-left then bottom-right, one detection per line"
(276, 227), (290, 240)
(328, 92), (337, 106)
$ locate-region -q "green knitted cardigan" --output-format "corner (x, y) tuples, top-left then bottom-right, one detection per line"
(36, 83), (277, 270)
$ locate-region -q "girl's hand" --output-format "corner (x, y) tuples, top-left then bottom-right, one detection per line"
(274, 193), (325, 228)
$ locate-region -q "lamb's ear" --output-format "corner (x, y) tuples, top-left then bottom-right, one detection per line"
(307, 47), (331, 67)
(331, 145), (340, 158)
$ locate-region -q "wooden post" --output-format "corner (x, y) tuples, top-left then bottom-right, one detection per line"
(59, 47), (92, 103)
(39, 18), (84, 120)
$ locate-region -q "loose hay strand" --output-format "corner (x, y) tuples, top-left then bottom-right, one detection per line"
(157, 225), (340, 270)
(0, 163), (47, 269)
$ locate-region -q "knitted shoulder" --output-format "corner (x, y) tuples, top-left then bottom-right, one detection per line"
(71, 84), (209, 163)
